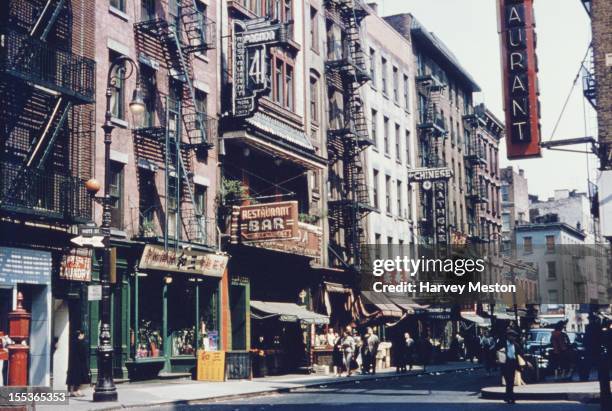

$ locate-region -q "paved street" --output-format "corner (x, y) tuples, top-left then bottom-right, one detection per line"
(165, 369), (599, 411)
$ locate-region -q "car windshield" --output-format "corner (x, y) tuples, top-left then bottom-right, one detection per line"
(527, 331), (551, 344)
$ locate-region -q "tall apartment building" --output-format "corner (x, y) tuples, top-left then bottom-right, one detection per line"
(1, 0), (96, 386)
(363, 4), (417, 250)
(500, 166), (530, 249)
(87, 0), (222, 379)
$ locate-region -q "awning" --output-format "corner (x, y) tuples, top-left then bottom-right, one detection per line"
(250, 300), (329, 325)
(324, 282), (352, 294)
(494, 312), (515, 320)
(462, 313), (491, 327)
(360, 292), (403, 318)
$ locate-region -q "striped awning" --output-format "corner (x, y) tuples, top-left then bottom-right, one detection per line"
(250, 300), (329, 325)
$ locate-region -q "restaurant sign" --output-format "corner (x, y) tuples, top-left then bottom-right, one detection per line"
(237, 201), (298, 242)
(139, 245), (228, 278)
(232, 18), (288, 117)
(59, 248), (92, 282)
(246, 222), (322, 261)
(498, 0), (541, 159)
(407, 167), (453, 183)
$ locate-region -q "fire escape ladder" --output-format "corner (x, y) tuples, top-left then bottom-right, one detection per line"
(30, 0), (67, 42)
(180, 0), (216, 54)
(29, 97), (72, 169)
(582, 46), (596, 109)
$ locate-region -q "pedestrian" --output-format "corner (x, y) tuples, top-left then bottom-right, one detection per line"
(66, 330), (90, 397)
(551, 321), (570, 379)
(340, 327), (356, 377)
(496, 328), (524, 404)
(417, 333), (433, 372)
(481, 330), (496, 375)
(361, 327), (380, 375)
(401, 332), (415, 371)
(332, 335), (343, 376)
(395, 333), (407, 372)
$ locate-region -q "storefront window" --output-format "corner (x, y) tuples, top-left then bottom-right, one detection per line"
(168, 277), (197, 356)
(198, 281), (219, 351)
(135, 274), (164, 358)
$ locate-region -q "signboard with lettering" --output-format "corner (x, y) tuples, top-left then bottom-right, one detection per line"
(407, 167), (453, 183)
(196, 350), (226, 382)
(245, 222), (322, 261)
(59, 248), (92, 282)
(232, 18), (286, 117)
(139, 245), (228, 278)
(434, 181), (449, 246)
(88, 285), (102, 301)
(0, 247), (52, 285)
(237, 201), (299, 242)
(497, 0), (542, 159)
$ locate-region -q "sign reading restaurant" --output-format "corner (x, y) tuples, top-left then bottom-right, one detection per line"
(232, 18), (287, 118)
(407, 167), (453, 182)
(238, 201), (298, 242)
(497, 0), (542, 159)
(139, 245), (228, 278)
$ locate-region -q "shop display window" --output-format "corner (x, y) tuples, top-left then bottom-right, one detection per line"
(134, 274), (164, 358)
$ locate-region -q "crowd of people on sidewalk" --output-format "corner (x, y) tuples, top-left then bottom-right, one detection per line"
(325, 326), (381, 377)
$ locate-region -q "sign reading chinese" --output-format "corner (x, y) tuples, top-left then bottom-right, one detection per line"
(59, 248), (92, 282)
(407, 167), (453, 183)
(232, 18), (287, 117)
(139, 245), (228, 278)
(498, 0), (542, 159)
(237, 201), (298, 242)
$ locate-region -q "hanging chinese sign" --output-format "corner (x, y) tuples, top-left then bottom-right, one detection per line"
(497, 0), (542, 159)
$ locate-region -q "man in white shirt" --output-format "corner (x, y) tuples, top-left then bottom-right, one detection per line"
(496, 328), (523, 404)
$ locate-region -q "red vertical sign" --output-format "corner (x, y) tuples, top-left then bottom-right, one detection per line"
(498, 0), (542, 159)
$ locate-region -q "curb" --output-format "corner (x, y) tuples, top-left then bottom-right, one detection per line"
(480, 387), (600, 403)
(87, 365), (482, 411)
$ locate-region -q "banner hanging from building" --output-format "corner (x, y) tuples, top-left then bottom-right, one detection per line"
(497, 0), (542, 159)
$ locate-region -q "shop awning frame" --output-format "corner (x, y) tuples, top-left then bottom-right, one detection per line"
(250, 300), (329, 325)
(461, 313), (491, 327)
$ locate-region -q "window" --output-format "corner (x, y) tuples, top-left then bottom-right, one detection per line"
(395, 123), (401, 162)
(523, 236), (533, 254)
(372, 169), (379, 209)
(405, 130), (411, 166)
(285, 65), (294, 110)
(369, 48), (376, 87)
(397, 181), (402, 216)
(109, 162), (124, 229)
(548, 289), (559, 304)
(502, 213), (511, 231)
(310, 76), (319, 123)
(546, 235), (555, 252)
(139, 171), (156, 236)
(310, 7), (318, 51)
(195, 89), (208, 115)
(547, 261), (557, 279)
(141, 0), (155, 20)
(110, 0), (125, 12)
(381, 57), (388, 95)
(392, 66), (399, 103)
(403, 74), (410, 110)
(274, 59), (283, 104)
(383, 116), (390, 155)
(109, 51), (125, 119)
(371, 109), (378, 147)
(501, 185), (509, 201)
(140, 64), (157, 127)
(272, 57), (295, 110)
(194, 184), (208, 242)
(385, 175), (392, 214)
(374, 233), (382, 259)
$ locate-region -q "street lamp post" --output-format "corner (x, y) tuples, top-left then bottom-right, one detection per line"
(86, 55), (144, 402)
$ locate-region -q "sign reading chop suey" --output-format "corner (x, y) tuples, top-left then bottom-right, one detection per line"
(239, 201), (298, 241)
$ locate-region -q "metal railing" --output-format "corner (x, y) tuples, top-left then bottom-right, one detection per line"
(0, 163), (91, 222)
(1, 29), (96, 102)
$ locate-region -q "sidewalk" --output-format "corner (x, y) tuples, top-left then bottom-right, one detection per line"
(481, 380), (608, 402)
(42, 362), (481, 411)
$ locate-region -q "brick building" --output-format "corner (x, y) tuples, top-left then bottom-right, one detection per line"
(1, 0), (96, 386)
(500, 166), (530, 250)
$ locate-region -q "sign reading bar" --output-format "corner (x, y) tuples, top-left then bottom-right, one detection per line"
(238, 201), (298, 242)
(232, 18), (287, 117)
(407, 167), (453, 183)
(498, 0), (542, 159)
(60, 248), (92, 282)
(139, 245), (228, 278)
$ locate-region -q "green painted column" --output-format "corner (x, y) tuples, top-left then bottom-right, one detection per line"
(162, 283), (169, 371)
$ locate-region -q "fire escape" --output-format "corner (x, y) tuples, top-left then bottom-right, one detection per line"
(133, 0), (217, 250)
(325, 0), (373, 270)
(463, 108), (489, 243)
(0, 0), (95, 223)
(415, 73), (447, 243)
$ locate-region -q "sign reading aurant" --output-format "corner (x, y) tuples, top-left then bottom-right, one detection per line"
(139, 245), (228, 278)
(498, 0), (541, 159)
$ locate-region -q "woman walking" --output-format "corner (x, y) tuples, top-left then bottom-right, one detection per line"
(340, 328), (356, 377)
(67, 330), (90, 397)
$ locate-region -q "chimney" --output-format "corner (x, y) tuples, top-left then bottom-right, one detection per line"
(368, 2), (378, 15)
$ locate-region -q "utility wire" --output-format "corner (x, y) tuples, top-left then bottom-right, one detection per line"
(548, 44), (592, 142)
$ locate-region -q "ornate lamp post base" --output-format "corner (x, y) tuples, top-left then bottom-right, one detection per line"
(93, 324), (117, 402)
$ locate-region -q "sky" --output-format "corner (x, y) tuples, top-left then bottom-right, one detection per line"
(378, 0), (598, 199)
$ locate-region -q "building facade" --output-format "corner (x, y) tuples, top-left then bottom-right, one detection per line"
(500, 166), (530, 250)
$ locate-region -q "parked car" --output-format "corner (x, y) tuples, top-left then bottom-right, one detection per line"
(522, 328), (587, 381)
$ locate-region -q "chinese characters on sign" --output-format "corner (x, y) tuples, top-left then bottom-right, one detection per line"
(139, 245), (228, 278)
(232, 18), (286, 117)
(498, 0), (542, 159)
(0, 247), (52, 285)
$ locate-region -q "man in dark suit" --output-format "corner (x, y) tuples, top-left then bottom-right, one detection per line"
(496, 328), (524, 404)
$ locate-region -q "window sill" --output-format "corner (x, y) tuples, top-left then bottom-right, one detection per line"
(109, 6), (129, 22)
(111, 117), (129, 128)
